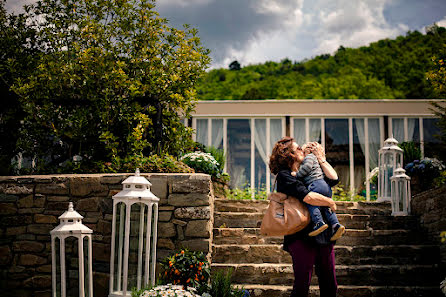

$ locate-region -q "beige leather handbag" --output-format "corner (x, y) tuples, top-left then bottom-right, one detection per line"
(260, 181), (310, 236)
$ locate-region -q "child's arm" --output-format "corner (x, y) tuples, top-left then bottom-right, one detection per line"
(295, 155), (316, 178)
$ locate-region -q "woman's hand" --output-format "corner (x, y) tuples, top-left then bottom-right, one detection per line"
(329, 200), (337, 212)
(308, 142), (326, 163)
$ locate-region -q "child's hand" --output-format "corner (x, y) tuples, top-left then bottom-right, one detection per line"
(308, 142), (326, 163)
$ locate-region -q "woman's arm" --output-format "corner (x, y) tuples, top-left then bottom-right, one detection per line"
(303, 192), (337, 211)
(308, 142), (338, 180)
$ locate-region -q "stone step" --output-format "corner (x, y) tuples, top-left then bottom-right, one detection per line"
(215, 198), (393, 215)
(211, 263), (440, 286)
(213, 228), (429, 246)
(236, 284), (443, 297)
(214, 212), (420, 230)
(212, 244), (439, 265)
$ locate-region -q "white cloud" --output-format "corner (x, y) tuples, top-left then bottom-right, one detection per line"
(5, 0), (35, 14)
(314, 0), (407, 54)
(437, 16), (446, 27)
(159, 0), (212, 7)
(212, 0), (410, 68)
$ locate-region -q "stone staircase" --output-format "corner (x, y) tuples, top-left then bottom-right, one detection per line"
(211, 198), (442, 297)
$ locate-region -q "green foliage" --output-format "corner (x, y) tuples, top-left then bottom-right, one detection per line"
(159, 249), (210, 294)
(205, 146), (226, 173)
(0, 1), (40, 175)
(426, 35), (446, 97)
(97, 154), (194, 174)
(224, 185), (267, 200)
(181, 151), (222, 178)
(398, 142), (422, 166)
(208, 269), (246, 297)
(8, 0), (210, 174)
(430, 101), (446, 161)
(197, 29), (446, 100)
(332, 184), (367, 201)
(433, 170), (446, 188)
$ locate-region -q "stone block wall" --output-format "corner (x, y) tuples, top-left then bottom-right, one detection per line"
(411, 185), (446, 273)
(0, 173), (214, 297)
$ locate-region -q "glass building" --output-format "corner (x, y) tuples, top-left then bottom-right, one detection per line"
(189, 99), (442, 200)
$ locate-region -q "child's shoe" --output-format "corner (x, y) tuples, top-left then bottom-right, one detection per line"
(308, 221), (328, 237)
(330, 223), (346, 241)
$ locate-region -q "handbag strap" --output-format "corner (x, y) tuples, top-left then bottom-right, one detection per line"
(273, 175), (278, 192)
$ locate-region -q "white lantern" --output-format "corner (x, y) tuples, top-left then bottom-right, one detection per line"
(377, 137), (403, 202)
(51, 202), (93, 297)
(109, 169), (159, 297)
(390, 168), (411, 215)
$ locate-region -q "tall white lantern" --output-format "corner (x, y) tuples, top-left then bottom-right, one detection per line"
(390, 168), (411, 215)
(109, 169), (159, 297)
(377, 137), (403, 202)
(51, 202), (93, 297)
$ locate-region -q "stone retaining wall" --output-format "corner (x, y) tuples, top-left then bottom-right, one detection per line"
(0, 173), (214, 297)
(411, 185), (446, 274)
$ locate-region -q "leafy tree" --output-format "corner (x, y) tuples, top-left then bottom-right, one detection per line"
(0, 1), (40, 174)
(427, 43), (446, 161)
(229, 60), (241, 71)
(241, 87), (267, 100)
(11, 0), (210, 173)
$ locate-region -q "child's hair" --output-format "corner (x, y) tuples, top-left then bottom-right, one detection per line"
(269, 136), (298, 175)
(301, 143), (311, 155)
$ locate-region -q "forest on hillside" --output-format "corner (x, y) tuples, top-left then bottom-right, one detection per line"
(197, 25), (446, 100)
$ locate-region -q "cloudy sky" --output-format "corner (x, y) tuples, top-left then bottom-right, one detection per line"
(6, 0), (446, 69)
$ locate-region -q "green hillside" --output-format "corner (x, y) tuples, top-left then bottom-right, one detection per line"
(197, 26), (446, 100)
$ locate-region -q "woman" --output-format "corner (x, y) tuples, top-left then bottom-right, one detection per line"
(269, 136), (339, 297)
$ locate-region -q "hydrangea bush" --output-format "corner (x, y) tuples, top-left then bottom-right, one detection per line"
(405, 157), (446, 190)
(180, 151), (222, 178)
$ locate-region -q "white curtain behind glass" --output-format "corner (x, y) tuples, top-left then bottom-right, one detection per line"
(251, 119), (267, 165)
(211, 119), (223, 149)
(196, 119), (208, 146)
(293, 119), (306, 145)
(309, 119), (321, 142)
(368, 119), (380, 169)
(392, 118), (404, 143)
(354, 119), (366, 159)
(270, 119), (283, 190)
(407, 118), (416, 142)
(270, 119), (283, 149)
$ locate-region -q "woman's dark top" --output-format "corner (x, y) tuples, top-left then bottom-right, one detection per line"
(276, 169), (339, 251)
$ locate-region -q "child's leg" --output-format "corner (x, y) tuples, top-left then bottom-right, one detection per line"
(321, 207), (340, 226)
(305, 203), (324, 224)
(309, 179), (341, 226)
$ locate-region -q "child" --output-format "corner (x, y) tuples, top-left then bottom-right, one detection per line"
(293, 145), (345, 241)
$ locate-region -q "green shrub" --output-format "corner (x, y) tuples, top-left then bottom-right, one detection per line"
(224, 185), (267, 200)
(332, 184), (367, 201)
(159, 249), (210, 294)
(97, 154), (194, 174)
(398, 141), (422, 166)
(205, 146), (226, 173)
(208, 269), (246, 297)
